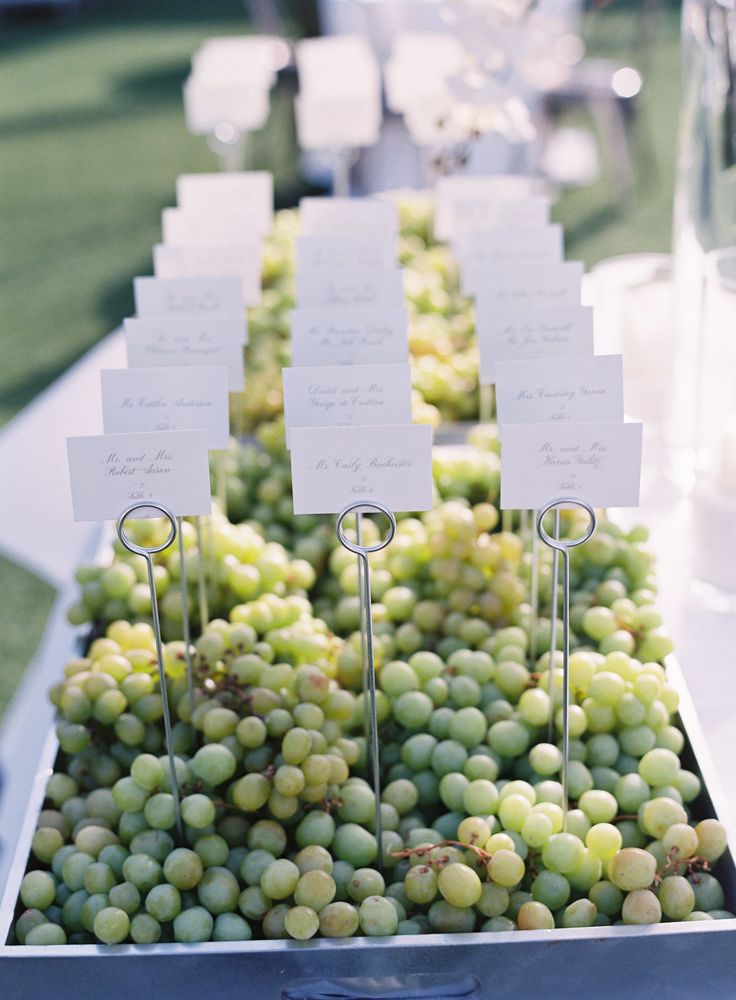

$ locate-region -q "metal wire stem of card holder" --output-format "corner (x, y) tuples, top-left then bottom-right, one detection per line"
(336, 500), (397, 873)
(194, 515), (210, 631)
(529, 508), (540, 671)
(176, 517), (195, 712)
(547, 508), (562, 743)
(537, 498), (597, 825)
(117, 501), (184, 842)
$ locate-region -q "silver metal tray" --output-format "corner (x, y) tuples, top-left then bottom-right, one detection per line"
(1, 641), (734, 1000)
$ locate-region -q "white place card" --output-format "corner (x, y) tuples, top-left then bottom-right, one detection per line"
(475, 262), (583, 311)
(176, 172), (273, 234)
(290, 306), (409, 367)
(296, 35), (380, 99)
(162, 207), (265, 246)
(460, 226), (563, 294)
(451, 197), (551, 246)
(153, 244), (261, 304)
(282, 363), (412, 445)
(500, 421), (642, 510)
(67, 429), (212, 522)
(296, 267), (404, 309)
(124, 317), (245, 393)
(435, 174), (542, 240)
(295, 233), (396, 271)
(477, 306), (594, 385)
(133, 276), (245, 317)
(290, 423), (433, 515)
(101, 367), (230, 451)
(495, 355), (624, 425)
(299, 197), (398, 236)
(295, 93), (382, 151)
(183, 78), (270, 136)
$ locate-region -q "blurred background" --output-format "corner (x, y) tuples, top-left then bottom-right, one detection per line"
(0, 0), (682, 715)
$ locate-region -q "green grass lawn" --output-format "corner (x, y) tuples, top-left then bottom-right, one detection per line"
(560, 0), (682, 263)
(0, 0), (682, 718)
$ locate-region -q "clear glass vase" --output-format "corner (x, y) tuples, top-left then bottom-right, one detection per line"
(673, 0), (736, 603)
(672, 0), (736, 483)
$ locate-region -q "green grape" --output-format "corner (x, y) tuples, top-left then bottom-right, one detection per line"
(672, 770), (700, 803)
(568, 848), (602, 892)
(125, 913), (159, 944)
(173, 906), (214, 943)
(475, 882), (509, 918)
(294, 870), (336, 911)
(457, 817), (492, 846)
(589, 880), (624, 917)
(578, 790), (618, 824)
(359, 895), (399, 936)
(463, 754), (499, 782)
(405, 865), (439, 905)
(93, 906), (130, 944)
(337, 782), (376, 824)
(234, 775), (274, 820)
(194, 834), (229, 869)
(193, 866), (238, 914)
(145, 884), (181, 922)
(528, 743), (562, 777)
(319, 901), (359, 938)
(695, 819), (728, 863)
(61, 854), (94, 893)
(481, 916), (516, 933)
(129, 830), (173, 864)
(639, 748), (680, 787)
(431, 740), (469, 778)
(586, 823), (622, 860)
(608, 848), (657, 891)
(25, 924), (68, 946)
(347, 868), (385, 903)
(640, 797), (687, 839)
(614, 773), (651, 812)
(618, 726), (656, 758)
(260, 859), (300, 901)
(332, 824), (377, 867)
(190, 744), (236, 786)
(487, 850), (524, 888)
(561, 899), (597, 928)
(462, 779), (499, 816)
(518, 901), (555, 930)
(31, 828), (65, 865)
(439, 772), (469, 812)
(122, 854), (162, 893)
(83, 862), (115, 895)
(689, 873), (725, 912)
(521, 812), (553, 848)
(437, 863), (482, 907)
(212, 913), (252, 942)
(658, 875), (695, 919)
(284, 905), (320, 940)
(108, 882), (140, 915)
(532, 870), (571, 910)
(487, 721), (530, 758)
(541, 834), (585, 875)
(621, 889), (661, 924)
(15, 909), (51, 945)
(662, 823), (698, 860)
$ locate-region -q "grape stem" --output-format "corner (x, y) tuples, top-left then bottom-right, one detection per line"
(390, 839), (493, 865)
(653, 846), (711, 885)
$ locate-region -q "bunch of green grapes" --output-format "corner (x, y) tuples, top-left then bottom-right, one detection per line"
(19, 602), (731, 946)
(67, 505), (316, 640)
(229, 196), (484, 434)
